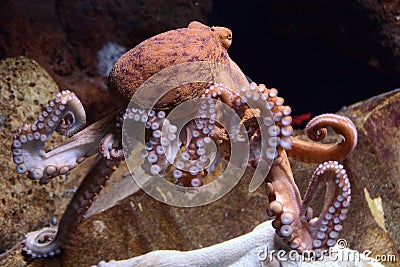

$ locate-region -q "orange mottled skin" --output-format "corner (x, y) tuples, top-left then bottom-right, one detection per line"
(107, 21), (245, 108)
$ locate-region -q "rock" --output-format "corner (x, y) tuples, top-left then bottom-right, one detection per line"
(340, 89), (400, 256)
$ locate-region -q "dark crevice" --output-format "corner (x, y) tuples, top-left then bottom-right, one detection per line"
(211, 0), (399, 117)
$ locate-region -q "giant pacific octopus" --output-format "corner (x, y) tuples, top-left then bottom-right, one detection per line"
(11, 21), (357, 259)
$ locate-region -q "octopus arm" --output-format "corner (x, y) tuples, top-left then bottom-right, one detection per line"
(267, 149), (351, 256)
(288, 114), (358, 162)
(23, 155), (120, 258)
(11, 90), (116, 183)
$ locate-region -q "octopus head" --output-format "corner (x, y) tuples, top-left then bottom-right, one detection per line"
(188, 20), (232, 50)
(211, 26), (232, 49)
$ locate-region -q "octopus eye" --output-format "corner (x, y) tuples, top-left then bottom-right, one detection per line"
(227, 34), (232, 40)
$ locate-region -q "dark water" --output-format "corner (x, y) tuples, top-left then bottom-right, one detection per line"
(211, 0), (399, 117)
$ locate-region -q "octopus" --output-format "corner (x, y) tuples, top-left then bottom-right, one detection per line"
(11, 21), (357, 260)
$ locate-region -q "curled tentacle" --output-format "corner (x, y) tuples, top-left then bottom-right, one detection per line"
(100, 133), (125, 160)
(53, 90), (86, 136)
(23, 155), (120, 258)
(301, 161), (351, 257)
(23, 227), (59, 258)
(267, 150), (351, 257)
(11, 90), (117, 184)
(100, 112), (125, 161)
(288, 114), (358, 162)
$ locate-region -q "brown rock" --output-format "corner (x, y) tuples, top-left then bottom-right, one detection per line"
(340, 89), (400, 256)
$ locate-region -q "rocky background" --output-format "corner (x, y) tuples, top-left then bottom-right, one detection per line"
(0, 0), (399, 266)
